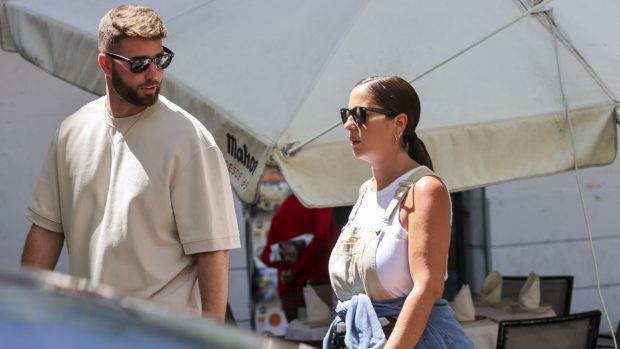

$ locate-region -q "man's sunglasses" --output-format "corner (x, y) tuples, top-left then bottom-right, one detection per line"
(105, 46), (174, 73)
(340, 107), (398, 125)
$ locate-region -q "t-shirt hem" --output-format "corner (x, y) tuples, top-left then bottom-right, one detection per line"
(183, 235), (241, 255)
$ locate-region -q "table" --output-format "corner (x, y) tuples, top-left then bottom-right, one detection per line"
(459, 303), (556, 349)
(285, 319), (332, 348)
(285, 319), (329, 342)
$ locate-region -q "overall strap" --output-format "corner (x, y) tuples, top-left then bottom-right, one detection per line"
(347, 179), (373, 223)
(382, 166), (436, 223)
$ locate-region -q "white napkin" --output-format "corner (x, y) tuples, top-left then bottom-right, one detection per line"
(481, 270), (503, 304)
(453, 284), (476, 321)
(518, 272), (541, 309)
(302, 284), (332, 322)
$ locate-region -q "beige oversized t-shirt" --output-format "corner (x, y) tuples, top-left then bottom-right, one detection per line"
(27, 95), (240, 315)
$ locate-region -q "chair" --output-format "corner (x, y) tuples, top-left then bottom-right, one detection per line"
(596, 319), (619, 348)
(502, 275), (574, 316)
(496, 310), (601, 349)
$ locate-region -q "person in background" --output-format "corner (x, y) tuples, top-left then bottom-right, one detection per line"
(324, 76), (473, 348)
(20, 4), (240, 321)
(260, 194), (339, 322)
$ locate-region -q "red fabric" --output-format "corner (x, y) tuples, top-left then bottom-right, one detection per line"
(260, 195), (339, 295)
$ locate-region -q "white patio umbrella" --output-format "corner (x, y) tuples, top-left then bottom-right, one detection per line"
(1, 0), (617, 206)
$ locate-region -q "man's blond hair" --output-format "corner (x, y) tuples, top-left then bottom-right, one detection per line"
(98, 4), (168, 51)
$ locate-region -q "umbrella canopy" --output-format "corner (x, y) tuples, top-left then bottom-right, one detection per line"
(1, 0), (617, 206)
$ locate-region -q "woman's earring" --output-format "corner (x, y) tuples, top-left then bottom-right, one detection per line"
(393, 132), (403, 145)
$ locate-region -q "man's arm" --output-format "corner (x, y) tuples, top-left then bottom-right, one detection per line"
(21, 224), (64, 269)
(197, 249), (229, 322)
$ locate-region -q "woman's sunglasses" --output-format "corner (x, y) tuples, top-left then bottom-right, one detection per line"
(340, 107), (397, 125)
(105, 46), (175, 73)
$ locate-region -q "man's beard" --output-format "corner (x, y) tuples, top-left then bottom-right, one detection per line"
(111, 66), (161, 107)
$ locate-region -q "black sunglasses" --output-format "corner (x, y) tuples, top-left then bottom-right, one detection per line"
(340, 107), (397, 125)
(105, 46), (175, 73)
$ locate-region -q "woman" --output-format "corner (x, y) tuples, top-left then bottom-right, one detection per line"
(259, 193), (339, 322)
(324, 76), (472, 349)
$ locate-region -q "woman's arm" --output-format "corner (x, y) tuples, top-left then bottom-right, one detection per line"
(385, 176), (452, 349)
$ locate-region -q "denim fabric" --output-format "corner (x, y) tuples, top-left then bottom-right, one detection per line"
(414, 299), (474, 349)
(323, 294), (389, 349)
(323, 298), (473, 349)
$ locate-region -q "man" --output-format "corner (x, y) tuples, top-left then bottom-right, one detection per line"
(20, 4), (240, 322)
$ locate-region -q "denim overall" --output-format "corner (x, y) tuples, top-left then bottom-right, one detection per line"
(326, 167), (473, 349)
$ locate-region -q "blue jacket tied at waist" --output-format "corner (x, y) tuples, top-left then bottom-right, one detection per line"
(323, 294), (405, 349)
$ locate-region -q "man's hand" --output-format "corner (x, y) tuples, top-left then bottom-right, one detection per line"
(21, 224), (64, 269)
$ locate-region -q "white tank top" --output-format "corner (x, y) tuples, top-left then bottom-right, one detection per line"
(352, 167), (450, 298)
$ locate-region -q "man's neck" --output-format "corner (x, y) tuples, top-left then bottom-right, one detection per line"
(105, 96), (146, 118)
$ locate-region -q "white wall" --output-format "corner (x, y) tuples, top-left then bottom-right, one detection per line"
(0, 47), (251, 326)
(486, 151), (620, 332)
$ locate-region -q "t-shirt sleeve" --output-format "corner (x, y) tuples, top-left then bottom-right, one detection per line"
(26, 132), (63, 233)
(171, 143), (241, 255)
